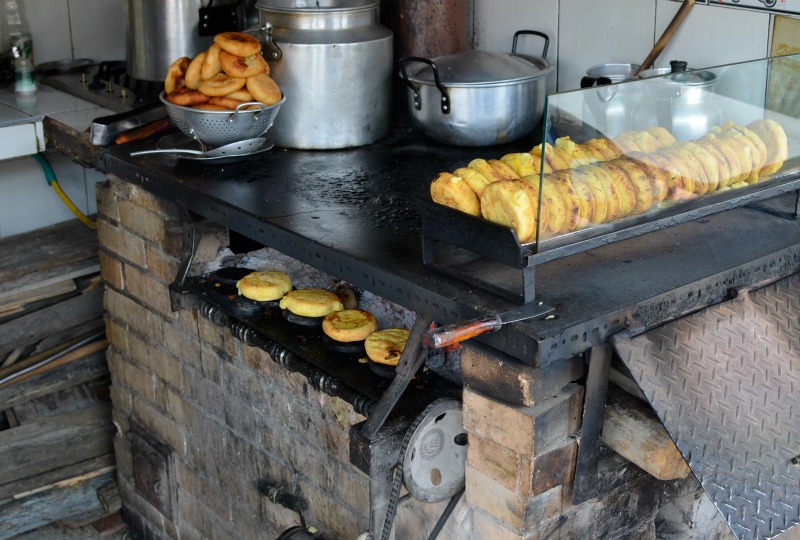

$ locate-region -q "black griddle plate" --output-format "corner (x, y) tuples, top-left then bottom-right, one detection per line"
(612, 272), (800, 540)
(186, 269), (458, 414)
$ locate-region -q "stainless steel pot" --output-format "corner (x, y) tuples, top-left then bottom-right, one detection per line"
(398, 30), (554, 147)
(632, 63), (722, 141)
(124, 0), (214, 82)
(580, 63), (644, 136)
(254, 0), (393, 149)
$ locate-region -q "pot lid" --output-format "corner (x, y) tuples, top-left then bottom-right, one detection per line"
(404, 50), (551, 87)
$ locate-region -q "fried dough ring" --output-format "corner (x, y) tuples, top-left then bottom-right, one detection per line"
(679, 141), (720, 192)
(627, 152), (669, 204)
(546, 172), (581, 233)
(585, 164), (622, 222)
(246, 72), (282, 105)
(723, 122), (768, 172)
(201, 43), (222, 80)
(225, 89), (254, 102)
(184, 52), (206, 90)
(529, 144), (556, 173)
(539, 177), (567, 236)
(208, 96), (247, 110)
(430, 172), (481, 217)
(610, 157), (654, 215)
(644, 126), (677, 147)
(198, 72), (247, 97)
(614, 131), (644, 154)
(718, 131), (759, 184)
(555, 170), (593, 228)
(214, 31), (262, 57)
(663, 147), (708, 195)
(220, 50), (267, 78)
(480, 179), (539, 242)
(628, 130), (664, 153)
(165, 88), (210, 107)
(748, 118), (788, 177)
(453, 167), (493, 197)
(571, 166), (607, 224)
(655, 149), (698, 200)
(704, 134), (745, 184)
(554, 136), (594, 167)
(192, 103), (230, 110)
(469, 158), (516, 182)
(500, 153), (536, 177)
(601, 162), (637, 217)
(582, 137), (622, 160)
(164, 56), (190, 94)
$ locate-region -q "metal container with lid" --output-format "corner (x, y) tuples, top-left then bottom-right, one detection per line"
(254, 0), (393, 149)
(398, 30), (554, 147)
(580, 63), (644, 136)
(632, 61), (722, 140)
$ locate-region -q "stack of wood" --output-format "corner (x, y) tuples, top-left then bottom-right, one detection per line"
(0, 220), (123, 538)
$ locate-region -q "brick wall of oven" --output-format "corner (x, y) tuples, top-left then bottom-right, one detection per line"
(96, 175), (729, 540)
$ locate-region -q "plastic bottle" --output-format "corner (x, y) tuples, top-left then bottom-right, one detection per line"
(13, 39), (34, 94)
(4, 0), (34, 94)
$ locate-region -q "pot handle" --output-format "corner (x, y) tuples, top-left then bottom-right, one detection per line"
(511, 30), (550, 59)
(255, 22), (282, 61)
(398, 57), (450, 114)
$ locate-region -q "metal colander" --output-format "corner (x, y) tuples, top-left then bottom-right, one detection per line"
(159, 92), (285, 148)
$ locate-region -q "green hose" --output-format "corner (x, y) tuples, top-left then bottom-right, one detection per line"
(33, 152), (96, 229)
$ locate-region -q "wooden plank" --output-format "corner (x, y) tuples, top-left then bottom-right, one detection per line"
(6, 364), (110, 422)
(0, 279), (77, 315)
(0, 219), (99, 300)
(0, 299), (105, 366)
(601, 385), (692, 481)
(0, 454), (115, 502)
(0, 404), (115, 487)
(0, 335), (107, 387)
(0, 471), (116, 540)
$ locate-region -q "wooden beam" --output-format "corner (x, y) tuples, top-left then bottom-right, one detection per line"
(0, 454), (115, 502)
(0, 336), (107, 388)
(601, 385), (691, 481)
(0, 404), (115, 488)
(0, 470), (116, 540)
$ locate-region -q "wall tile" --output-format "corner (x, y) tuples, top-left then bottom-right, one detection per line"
(473, 0), (559, 94)
(68, 0), (125, 62)
(655, 1), (771, 70)
(557, 0), (657, 92)
(0, 155), (76, 238)
(23, 0), (71, 64)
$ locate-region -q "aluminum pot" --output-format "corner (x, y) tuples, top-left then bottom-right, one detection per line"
(125, 0), (256, 83)
(398, 31), (554, 147)
(253, 0), (393, 149)
(580, 63), (644, 136)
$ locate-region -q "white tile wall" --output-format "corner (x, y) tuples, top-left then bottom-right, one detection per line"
(0, 0), (790, 238)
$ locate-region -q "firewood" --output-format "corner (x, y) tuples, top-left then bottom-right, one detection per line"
(601, 385), (691, 481)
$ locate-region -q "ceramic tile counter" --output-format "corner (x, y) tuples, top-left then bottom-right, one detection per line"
(0, 84), (111, 161)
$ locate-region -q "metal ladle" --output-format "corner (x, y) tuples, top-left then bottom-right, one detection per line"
(130, 137), (268, 158)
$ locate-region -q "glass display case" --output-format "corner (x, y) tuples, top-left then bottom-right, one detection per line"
(420, 53), (800, 303)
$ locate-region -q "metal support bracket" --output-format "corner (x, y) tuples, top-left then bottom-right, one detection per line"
(359, 316), (433, 440)
(572, 342), (613, 504)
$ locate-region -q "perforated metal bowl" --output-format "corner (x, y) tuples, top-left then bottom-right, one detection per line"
(159, 91), (285, 148)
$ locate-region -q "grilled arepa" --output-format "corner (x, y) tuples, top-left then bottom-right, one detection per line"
(236, 270), (292, 302)
(610, 157), (655, 215)
(279, 288), (344, 318)
(322, 309), (378, 343)
(365, 328), (411, 366)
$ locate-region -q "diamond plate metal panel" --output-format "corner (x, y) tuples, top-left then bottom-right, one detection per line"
(613, 273), (800, 540)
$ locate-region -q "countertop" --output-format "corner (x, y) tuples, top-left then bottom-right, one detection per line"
(0, 83), (112, 161)
(95, 126), (800, 366)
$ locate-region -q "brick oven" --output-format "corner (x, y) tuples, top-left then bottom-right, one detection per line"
(95, 174), (736, 540)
